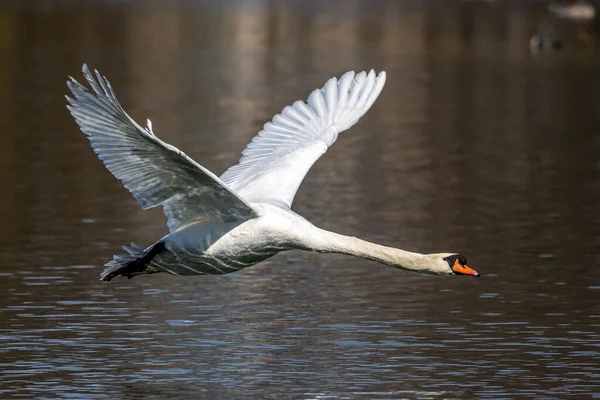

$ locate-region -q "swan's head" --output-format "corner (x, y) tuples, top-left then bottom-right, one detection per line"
(443, 253), (479, 277)
(422, 253), (479, 277)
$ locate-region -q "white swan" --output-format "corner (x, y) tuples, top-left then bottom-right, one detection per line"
(66, 65), (479, 281)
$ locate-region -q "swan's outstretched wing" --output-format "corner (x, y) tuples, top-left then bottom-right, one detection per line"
(220, 70), (386, 208)
(66, 64), (257, 232)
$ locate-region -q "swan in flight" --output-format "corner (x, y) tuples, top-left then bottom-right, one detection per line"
(66, 65), (479, 281)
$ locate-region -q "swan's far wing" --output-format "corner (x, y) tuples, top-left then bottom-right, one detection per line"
(220, 70), (386, 208)
(67, 65), (257, 232)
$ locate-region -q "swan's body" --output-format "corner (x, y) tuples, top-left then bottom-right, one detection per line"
(66, 65), (478, 281)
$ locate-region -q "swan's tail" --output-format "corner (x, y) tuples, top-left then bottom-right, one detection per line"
(100, 242), (165, 281)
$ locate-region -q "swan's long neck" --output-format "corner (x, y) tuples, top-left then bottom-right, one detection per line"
(300, 226), (429, 274)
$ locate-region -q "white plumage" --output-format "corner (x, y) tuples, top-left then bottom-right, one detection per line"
(66, 65), (479, 281)
(221, 70), (385, 208)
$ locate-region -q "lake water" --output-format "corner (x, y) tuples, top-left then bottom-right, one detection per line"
(1, 0), (600, 398)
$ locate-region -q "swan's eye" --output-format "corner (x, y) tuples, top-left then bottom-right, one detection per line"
(443, 254), (462, 266)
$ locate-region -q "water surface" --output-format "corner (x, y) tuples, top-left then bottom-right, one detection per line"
(1, 1), (600, 398)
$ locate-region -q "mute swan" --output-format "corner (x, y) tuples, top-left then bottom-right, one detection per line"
(66, 65), (479, 281)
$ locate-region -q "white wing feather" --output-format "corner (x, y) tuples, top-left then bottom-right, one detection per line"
(221, 70), (386, 208)
(67, 64), (257, 232)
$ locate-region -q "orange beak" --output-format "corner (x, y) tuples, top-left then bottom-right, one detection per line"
(452, 259), (479, 277)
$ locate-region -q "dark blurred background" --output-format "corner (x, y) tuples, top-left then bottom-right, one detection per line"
(1, 1), (600, 398)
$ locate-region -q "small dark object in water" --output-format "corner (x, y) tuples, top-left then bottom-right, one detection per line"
(530, 35), (563, 52)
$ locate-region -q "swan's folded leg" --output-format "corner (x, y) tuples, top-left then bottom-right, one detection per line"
(100, 242), (165, 281)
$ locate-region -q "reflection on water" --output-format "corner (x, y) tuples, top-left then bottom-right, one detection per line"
(1, 0), (600, 398)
